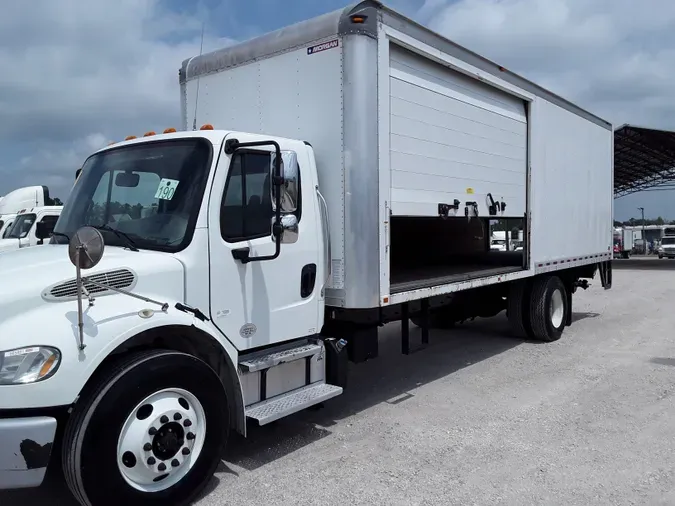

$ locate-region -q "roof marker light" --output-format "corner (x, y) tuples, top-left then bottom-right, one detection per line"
(163, 127), (177, 134)
(200, 124), (214, 130)
(125, 135), (137, 140)
(143, 131), (156, 137)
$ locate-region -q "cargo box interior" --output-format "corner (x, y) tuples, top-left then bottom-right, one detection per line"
(389, 216), (526, 294)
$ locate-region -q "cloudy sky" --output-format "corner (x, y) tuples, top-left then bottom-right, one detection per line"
(1, 0), (674, 221)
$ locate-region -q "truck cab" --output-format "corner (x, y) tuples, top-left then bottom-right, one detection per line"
(0, 206), (62, 253)
(0, 128), (328, 502)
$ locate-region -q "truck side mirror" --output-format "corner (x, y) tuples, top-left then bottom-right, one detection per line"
(35, 221), (54, 241)
(270, 150), (299, 214)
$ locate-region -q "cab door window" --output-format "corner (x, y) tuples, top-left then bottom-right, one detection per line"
(220, 151), (272, 242)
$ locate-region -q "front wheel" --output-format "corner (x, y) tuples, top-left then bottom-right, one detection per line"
(63, 350), (229, 506)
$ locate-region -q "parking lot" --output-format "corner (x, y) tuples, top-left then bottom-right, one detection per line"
(3, 258), (675, 505)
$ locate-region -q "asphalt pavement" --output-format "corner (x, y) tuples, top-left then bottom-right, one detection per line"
(3, 257), (675, 505)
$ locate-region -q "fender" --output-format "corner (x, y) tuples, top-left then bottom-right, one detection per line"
(0, 294), (246, 436)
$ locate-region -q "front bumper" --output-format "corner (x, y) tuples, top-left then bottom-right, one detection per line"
(0, 417), (56, 490)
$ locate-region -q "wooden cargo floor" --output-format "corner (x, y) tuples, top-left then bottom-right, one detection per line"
(390, 264), (524, 294)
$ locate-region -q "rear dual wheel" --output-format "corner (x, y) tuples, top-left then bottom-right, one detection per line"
(508, 275), (569, 342)
(63, 350), (229, 506)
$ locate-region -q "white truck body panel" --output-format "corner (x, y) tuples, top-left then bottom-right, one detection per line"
(529, 99), (613, 269)
(180, 0), (613, 309)
(183, 39), (348, 294)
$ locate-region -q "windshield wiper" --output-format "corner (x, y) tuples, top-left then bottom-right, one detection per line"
(93, 224), (139, 252)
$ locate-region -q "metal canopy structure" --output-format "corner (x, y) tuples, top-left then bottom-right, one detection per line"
(614, 124), (675, 197)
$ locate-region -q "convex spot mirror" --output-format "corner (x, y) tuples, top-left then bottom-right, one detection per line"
(270, 150), (299, 214)
(68, 226), (105, 270)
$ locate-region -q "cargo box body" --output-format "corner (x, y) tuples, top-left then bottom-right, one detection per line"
(180, 0), (613, 310)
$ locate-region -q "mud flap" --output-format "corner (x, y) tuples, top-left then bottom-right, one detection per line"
(599, 261), (612, 290)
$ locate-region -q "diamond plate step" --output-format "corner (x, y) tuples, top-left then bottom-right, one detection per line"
(245, 382), (343, 425)
(239, 342), (322, 373)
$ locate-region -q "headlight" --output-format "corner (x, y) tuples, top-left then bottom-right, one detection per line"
(0, 346), (61, 385)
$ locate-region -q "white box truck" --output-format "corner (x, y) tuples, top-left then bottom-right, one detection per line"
(0, 185), (54, 238)
(613, 227), (634, 259)
(0, 2), (613, 504)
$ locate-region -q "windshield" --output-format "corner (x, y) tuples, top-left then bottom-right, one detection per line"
(52, 138), (213, 252)
(2, 221), (13, 239)
(662, 237), (675, 245)
(7, 213), (36, 239)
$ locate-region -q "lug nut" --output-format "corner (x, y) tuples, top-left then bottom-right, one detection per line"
(174, 413), (182, 421)
(186, 432), (195, 441)
(182, 447), (190, 456)
(143, 443), (152, 452)
(172, 459), (180, 468)
(148, 427), (157, 436)
(158, 462), (166, 472)
(183, 419), (192, 428)
(147, 457), (156, 466)
(160, 415), (169, 424)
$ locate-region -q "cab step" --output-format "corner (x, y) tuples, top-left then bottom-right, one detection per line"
(245, 382), (343, 426)
(239, 342), (323, 373)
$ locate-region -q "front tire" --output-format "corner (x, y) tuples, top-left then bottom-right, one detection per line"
(63, 350), (229, 506)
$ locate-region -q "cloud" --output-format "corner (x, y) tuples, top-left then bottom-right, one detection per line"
(418, 0), (675, 127)
(0, 0), (235, 200)
(2, 0), (674, 218)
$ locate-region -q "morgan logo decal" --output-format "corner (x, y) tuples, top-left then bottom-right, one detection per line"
(239, 323), (257, 339)
(307, 39), (339, 55)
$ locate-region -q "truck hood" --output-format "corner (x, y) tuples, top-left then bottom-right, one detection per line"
(0, 244), (185, 325)
(0, 238), (21, 252)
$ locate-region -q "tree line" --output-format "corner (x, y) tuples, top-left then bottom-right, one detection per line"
(614, 217), (673, 227)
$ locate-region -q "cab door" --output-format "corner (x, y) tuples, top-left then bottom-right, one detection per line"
(207, 133), (322, 351)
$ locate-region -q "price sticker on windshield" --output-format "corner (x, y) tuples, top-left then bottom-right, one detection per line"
(154, 178), (180, 200)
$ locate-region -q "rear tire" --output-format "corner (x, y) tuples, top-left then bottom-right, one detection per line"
(62, 350), (229, 506)
(528, 276), (568, 342)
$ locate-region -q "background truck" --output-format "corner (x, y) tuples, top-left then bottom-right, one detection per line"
(0, 2), (613, 505)
(613, 227), (634, 259)
(0, 205), (62, 253)
(0, 185), (55, 237)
